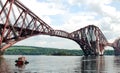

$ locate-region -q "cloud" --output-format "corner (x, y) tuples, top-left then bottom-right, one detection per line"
(19, 0), (67, 28)
(35, 41), (47, 46)
(15, 35), (80, 49)
(20, 0), (66, 16)
(59, 12), (99, 32)
(65, 0), (120, 41)
(68, 0), (112, 6)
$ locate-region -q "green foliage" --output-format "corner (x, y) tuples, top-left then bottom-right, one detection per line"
(5, 46), (114, 56)
(104, 50), (114, 55)
(5, 46), (83, 56)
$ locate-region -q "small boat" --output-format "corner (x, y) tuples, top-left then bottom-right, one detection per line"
(15, 56), (29, 66)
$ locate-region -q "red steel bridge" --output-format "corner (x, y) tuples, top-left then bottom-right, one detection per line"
(0, 0), (120, 56)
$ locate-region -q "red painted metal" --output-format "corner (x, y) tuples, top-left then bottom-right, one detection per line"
(0, 0), (113, 56)
(0, 0), (9, 15)
(19, 12), (27, 36)
(0, 0), (14, 45)
(13, 11), (24, 26)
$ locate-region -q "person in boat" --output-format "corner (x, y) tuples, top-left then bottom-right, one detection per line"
(15, 56), (29, 66)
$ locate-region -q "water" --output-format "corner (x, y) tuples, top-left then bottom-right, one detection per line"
(0, 55), (120, 73)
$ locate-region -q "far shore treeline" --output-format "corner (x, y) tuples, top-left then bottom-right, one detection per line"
(5, 46), (114, 56)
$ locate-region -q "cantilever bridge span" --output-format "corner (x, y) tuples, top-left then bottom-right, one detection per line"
(0, 0), (119, 56)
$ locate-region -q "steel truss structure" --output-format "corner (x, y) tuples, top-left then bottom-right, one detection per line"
(0, 0), (119, 56)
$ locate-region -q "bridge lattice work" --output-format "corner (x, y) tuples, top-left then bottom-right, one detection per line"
(108, 38), (120, 55)
(0, 0), (117, 56)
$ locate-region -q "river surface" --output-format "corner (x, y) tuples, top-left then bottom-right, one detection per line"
(0, 55), (120, 73)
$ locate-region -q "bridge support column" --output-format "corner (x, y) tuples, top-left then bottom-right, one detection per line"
(99, 44), (105, 56)
(78, 41), (100, 56)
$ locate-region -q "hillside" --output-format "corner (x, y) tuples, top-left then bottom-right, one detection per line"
(5, 46), (83, 56)
(5, 46), (114, 56)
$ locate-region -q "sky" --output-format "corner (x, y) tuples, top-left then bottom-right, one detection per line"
(15, 0), (120, 50)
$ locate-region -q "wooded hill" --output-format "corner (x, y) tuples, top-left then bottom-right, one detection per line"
(5, 46), (114, 56)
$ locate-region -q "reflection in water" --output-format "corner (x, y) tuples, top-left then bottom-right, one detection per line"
(114, 56), (120, 66)
(2, 55), (120, 73)
(80, 56), (105, 73)
(15, 64), (26, 73)
(0, 57), (13, 73)
(0, 57), (28, 73)
(114, 56), (120, 72)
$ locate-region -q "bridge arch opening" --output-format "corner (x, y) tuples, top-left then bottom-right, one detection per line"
(104, 46), (114, 50)
(103, 46), (114, 55)
(14, 35), (81, 50)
